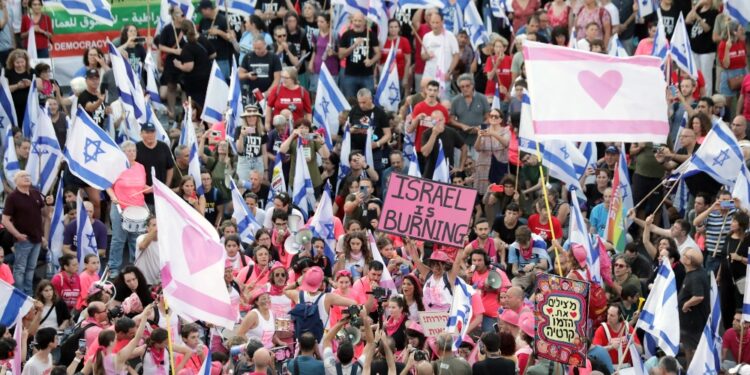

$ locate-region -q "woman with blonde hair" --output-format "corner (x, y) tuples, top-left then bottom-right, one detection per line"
(6, 49), (32, 126)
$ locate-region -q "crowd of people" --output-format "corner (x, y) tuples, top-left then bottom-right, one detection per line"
(0, 0), (747, 374)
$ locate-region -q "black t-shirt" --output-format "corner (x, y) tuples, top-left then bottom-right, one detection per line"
(396, 7), (416, 39)
(492, 215), (519, 247)
(689, 8), (718, 54)
(158, 23), (181, 77)
(472, 357), (516, 375)
(250, 184), (270, 210)
(240, 133), (268, 158)
(339, 29), (379, 76)
(346, 104), (389, 152)
(7, 70), (31, 126)
(178, 37), (213, 94)
(240, 51), (282, 94)
(198, 13), (234, 61)
(204, 187), (226, 224)
(301, 18), (318, 51)
(136, 141), (175, 205)
(660, 5), (682, 40)
(278, 29), (310, 73)
(420, 127), (465, 178)
(679, 268), (710, 330)
(78, 89), (106, 128)
(255, 0), (287, 31)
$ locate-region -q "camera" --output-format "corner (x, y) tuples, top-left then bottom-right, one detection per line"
(107, 306), (124, 320)
(369, 286), (388, 301)
(346, 305), (362, 328)
(413, 349), (427, 361)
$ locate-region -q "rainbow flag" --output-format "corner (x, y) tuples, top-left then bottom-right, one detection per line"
(605, 146), (634, 252)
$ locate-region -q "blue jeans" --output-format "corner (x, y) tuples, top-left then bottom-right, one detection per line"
(108, 205), (138, 275)
(340, 74), (373, 98)
(13, 241), (40, 295)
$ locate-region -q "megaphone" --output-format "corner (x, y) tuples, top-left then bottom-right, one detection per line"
(284, 236), (303, 254)
(295, 228), (313, 245)
(336, 326), (361, 345)
(288, 213), (302, 233)
(486, 270), (504, 290)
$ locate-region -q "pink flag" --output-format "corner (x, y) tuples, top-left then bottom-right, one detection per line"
(522, 41), (669, 143)
(12, 316), (21, 375)
(153, 176), (237, 328)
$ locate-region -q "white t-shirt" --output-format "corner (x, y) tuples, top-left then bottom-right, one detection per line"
(21, 353), (53, 375)
(422, 30), (459, 80)
(135, 235), (161, 285)
(677, 236), (700, 256)
(323, 347), (366, 375)
(604, 3), (620, 26)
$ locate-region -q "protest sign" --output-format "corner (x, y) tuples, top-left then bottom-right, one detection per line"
(378, 174), (477, 248)
(534, 273), (590, 367)
(418, 311), (450, 337)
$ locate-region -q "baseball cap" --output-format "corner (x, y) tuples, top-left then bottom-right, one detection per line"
(85, 68), (100, 78)
(605, 146), (618, 154)
(299, 266), (324, 292)
(198, 0), (214, 9)
(141, 122), (156, 132)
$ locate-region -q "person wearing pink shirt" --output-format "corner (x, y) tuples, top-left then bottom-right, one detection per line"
(0, 248), (13, 285)
(50, 254), (81, 312)
(76, 254), (100, 311)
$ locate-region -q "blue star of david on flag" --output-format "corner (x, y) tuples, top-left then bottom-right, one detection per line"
(83, 138), (105, 163)
(713, 149), (730, 167)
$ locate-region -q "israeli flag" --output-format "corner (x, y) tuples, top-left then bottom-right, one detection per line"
(0, 279), (34, 327)
(197, 345), (212, 375)
(27, 109), (62, 195)
(446, 276), (474, 349)
(629, 342), (646, 375)
(63, 106), (129, 190)
(541, 140), (584, 192)
(442, 0), (465, 35)
(637, 0), (655, 19)
(682, 121), (744, 189)
(201, 61), (229, 124)
(518, 92), (543, 155)
(568, 26), (577, 48)
(397, 0), (444, 9)
(226, 57), (241, 146)
(375, 42), (401, 113)
(332, 0), (368, 36)
(636, 257), (680, 357)
(616, 144), (634, 227)
(314, 65), (350, 149)
(26, 20), (37, 63)
(75, 191), (98, 272)
(3, 128), (18, 188)
(579, 142), (597, 183)
(406, 132), (421, 178)
(724, 0), (750, 27)
(687, 273), (721, 374)
(491, 85), (502, 111)
(108, 41), (146, 124)
(464, 1), (488, 48)
(21, 76), (39, 139)
(48, 177), (65, 271)
(179, 104), (205, 195)
(57, 0), (114, 26)
(0, 69), (17, 144)
(608, 34), (629, 57)
(433, 139), (451, 183)
(310, 184), (337, 265)
(652, 10), (669, 66)
(217, 0), (256, 16)
(367, 0), (388, 45)
(569, 186), (602, 285)
(268, 152), (286, 208)
(146, 101), (170, 144)
(230, 177), (261, 244)
(489, 0), (511, 28)
(145, 53), (163, 109)
(733, 164), (750, 211)
(337, 125), (352, 191)
(670, 14), (698, 78)
(158, 0), (194, 31)
(292, 140), (316, 217)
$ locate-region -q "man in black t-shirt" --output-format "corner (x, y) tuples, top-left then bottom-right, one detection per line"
(420, 114), (467, 179)
(240, 37), (281, 98)
(78, 69), (107, 128)
(346, 89), (392, 170)
(492, 203), (522, 249)
(198, 0), (234, 80)
(338, 11), (380, 98)
(255, 0), (287, 33)
(201, 171), (226, 228)
(136, 123), (175, 206)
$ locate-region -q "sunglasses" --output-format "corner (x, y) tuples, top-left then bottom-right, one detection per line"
(276, 34), (287, 38)
(273, 273), (286, 277)
(489, 115), (501, 119)
(614, 263), (627, 268)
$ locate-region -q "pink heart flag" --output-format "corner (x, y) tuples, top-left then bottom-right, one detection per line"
(182, 226), (224, 274)
(577, 70), (623, 109)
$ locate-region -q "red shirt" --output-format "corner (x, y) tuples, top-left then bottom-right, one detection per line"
(21, 14), (52, 50)
(51, 271), (81, 311)
(718, 40), (747, 70)
(670, 70), (705, 101)
(483, 55), (512, 97)
(382, 37), (412, 79)
(723, 327), (750, 363)
(470, 267), (509, 318)
(267, 84), (312, 122)
(592, 322), (641, 365)
(742, 75), (750, 120)
(526, 214), (562, 242)
(411, 100), (450, 153)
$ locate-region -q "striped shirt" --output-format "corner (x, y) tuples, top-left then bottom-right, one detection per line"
(702, 210), (734, 256)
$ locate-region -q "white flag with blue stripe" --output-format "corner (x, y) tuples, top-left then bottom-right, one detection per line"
(733, 164), (750, 211)
(0, 69), (17, 144)
(108, 41), (147, 125)
(652, 9), (669, 66)
(0, 280), (34, 327)
(375, 42), (401, 113)
(518, 92), (543, 155)
(179, 104), (206, 196)
(332, 0), (368, 36)
(542, 140), (584, 192)
(75, 191), (99, 272)
(682, 121), (744, 189)
(197, 345), (212, 375)
(268, 152), (286, 207)
(433, 139), (450, 183)
(337, 125), (352, 191)
(159, 0), (194, 31)
(292, 140), (316, 216)
(145, 53), (162, 108)
(310, 184), (337, 265)
(569, 186), (602, 285)
(201, 61), (229, 124)
(464, 0), (488, 49)
(48, 177), (65, 271)
(406, 132), (421, 178)
(446, 275), (474, 349)
(230, 177), (261, 244)
(615, 144), (634, 227)
(608, 34), (629, 57)
(146, 101), (170, 144)
(57, 0), (114, 26)
(22, 76), (39, 139)
(670, 14), (698, 78)
(64, 106), (129, 190)
(217, 0), (256, 16)
(687, 272), (721, 375)
(27, 108), (62, 195)
(3, 128), (18, 188)
(226, 57), (242, 146)
(637, 0), (655, 19)
(635, 257), (680, 357)
(367, 0), (388, 45)
(724, 0), (750, 27)
(397, 0), (444, 9)
(629, 342), (646, 375)
(314, 65), (349, 149)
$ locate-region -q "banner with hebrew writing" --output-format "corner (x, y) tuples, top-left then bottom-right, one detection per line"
(533, 273), (590, 367)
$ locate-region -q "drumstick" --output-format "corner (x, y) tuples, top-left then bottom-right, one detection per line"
(129, 187), (152, 197)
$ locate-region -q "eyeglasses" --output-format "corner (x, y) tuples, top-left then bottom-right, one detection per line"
(276, 34), (287, 38)
(489, 115), (501, 119)
(614, 263), (627, 268)
(273, 273), (287, 277)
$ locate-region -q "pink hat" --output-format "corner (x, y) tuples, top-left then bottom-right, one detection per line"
(459, 335), (475, 348)
(248, 287), (269, 305)
(406, 321), (425, 336)
(518, 311), (535, 338)
(570, 243), (588, 268)
(429, 251), (451, 263)
(498, 309), (519, 327)
(299, 266), (324, 292)
(270, 261), (285, 273)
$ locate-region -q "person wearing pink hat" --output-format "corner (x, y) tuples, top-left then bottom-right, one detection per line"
(497, 308), (520, 337)
(409, 247), (460, 313)
(284, 266), (358, 341)
(592, 304), (641, 366)
(516, 311), (536, 375)
(236, 288), (283, 349)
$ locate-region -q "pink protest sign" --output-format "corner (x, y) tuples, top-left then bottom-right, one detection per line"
(378, 174), (477, 248)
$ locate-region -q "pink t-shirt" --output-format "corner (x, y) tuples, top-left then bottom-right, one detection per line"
(742, 75), (750, 120)
(113, 162), (147, 209)
(0, 264), (13, 285)
(77, 270), (100, 310)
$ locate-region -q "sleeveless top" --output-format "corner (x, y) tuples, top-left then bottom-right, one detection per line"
(246, 308), (276, 348)
(103, 353), (127, 375)
(142, 348), (169, 375)
(423, 274), (452, 312)
(303, 291), (329, 326)
(471, 238), (497, 260)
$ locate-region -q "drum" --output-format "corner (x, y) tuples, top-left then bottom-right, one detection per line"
(121, 206), (150, 233)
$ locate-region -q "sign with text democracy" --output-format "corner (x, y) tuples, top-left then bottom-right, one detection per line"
(378, 174), (477, 248)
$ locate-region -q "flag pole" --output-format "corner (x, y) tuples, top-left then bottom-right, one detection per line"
(633, 179), (666, 210)
(162, 296), (177, 375)
(534, 143), (562, 277)
(616, 294), (649, 371)
(740, 324), (746, 362)
(146, 0), (152, 50)
(648, 177), (679, 216)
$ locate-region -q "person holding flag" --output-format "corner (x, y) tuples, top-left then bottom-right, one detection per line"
(381, 19), (412, 92)
(278, 119), (329, 195)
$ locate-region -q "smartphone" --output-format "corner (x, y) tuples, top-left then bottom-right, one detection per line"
(359, 186), (368, 195)
(134, 36), (146, 43)
(721, 200), (735, 209)
(78, 339), (87, 354)
(668, 85), (678, 97)
(489, 184), (505, 193)
(480, 123), (488, 130)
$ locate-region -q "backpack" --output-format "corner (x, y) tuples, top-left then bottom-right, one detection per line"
(425, 272), (453, 296)
(58, 322), (97, 366)
(575, 270), (607, 324)
(336, 361), (362, 375)
(289, 291), (325, 341)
